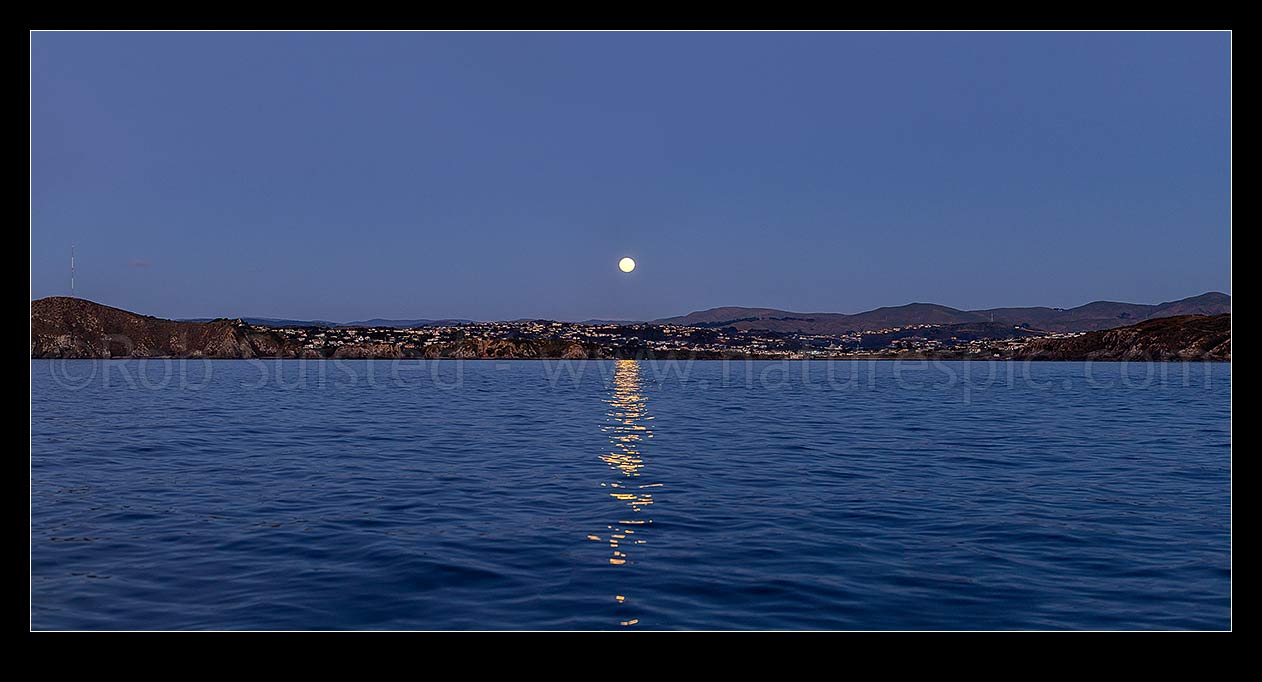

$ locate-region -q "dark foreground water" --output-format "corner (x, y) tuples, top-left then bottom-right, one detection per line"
(31, 359), (1230, 630)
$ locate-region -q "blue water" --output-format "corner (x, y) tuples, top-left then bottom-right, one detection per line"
(30, 359), (1231, 630)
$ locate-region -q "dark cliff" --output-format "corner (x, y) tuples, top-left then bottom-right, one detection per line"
(1014, 314), (1230, 362)
(31, 297), (286, 359)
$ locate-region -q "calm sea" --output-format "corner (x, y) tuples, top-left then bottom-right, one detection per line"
(30, 359), (1231, 630)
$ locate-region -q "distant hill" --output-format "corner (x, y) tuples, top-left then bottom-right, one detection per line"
(1148, 292), (1233, 317)
(656, 292), (1230, 334)
(579, 319), (647, 326)
(976, 292), (1232, 332)
(1015, 314), (1230, 361)
(180, 316), (339, 328)
(179, 316), (472, 328)
(344, 318), (473, 328)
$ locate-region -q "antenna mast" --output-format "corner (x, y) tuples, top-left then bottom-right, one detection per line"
(70, 244), (76, 297)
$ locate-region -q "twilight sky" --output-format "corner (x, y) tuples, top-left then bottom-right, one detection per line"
(31, 31), (1230, 322)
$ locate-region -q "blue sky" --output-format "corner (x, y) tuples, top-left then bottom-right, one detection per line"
(31, 31), (1230, 321)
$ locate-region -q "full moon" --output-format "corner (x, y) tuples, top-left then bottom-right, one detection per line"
(618, 257), (636, 273)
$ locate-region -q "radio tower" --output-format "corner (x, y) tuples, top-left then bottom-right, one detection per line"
(70, 244), (76, 297)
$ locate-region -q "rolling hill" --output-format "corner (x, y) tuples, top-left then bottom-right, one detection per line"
(655, 292), (1229, 334)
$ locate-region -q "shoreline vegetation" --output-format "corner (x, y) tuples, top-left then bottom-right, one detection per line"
(31, 296), (1230, 363)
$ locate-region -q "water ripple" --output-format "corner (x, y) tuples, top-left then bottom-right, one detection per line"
(31, 360), (1230, 629)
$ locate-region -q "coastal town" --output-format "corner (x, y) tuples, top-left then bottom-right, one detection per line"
(254, 318), (1088, 360)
